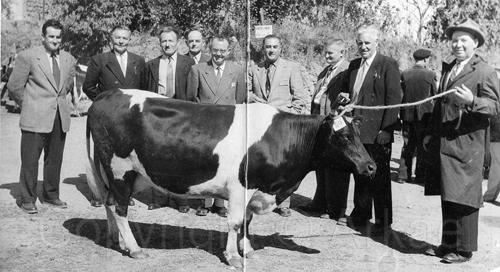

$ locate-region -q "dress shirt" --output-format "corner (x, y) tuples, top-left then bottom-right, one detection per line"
(158, 53), (178, 96)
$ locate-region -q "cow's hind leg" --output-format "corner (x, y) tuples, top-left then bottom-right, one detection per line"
(239, 208), (259, 259)
(106, 170), (148, 259)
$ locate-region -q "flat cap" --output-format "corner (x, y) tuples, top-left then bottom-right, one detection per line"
(413, 49), (431, 59)
(445, 18), (485, 47)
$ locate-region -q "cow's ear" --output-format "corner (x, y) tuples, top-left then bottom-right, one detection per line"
(329, 111), (339, 118)
(344, 116), (353, 123)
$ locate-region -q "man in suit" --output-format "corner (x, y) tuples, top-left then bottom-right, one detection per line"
(337, 25), (402, 236)
(142, 25), (195, 212)
(83, 25), (144, 207)
(423, 19), (499, 263)
(298, 38), (350, 224)
(83, 25), (145, 101)
(185, 29), (211, 64)
(396, 49), (436, 184)
(186, 35), (246, 217)
(248, 34), (308, 217)
(7, 19), (76, 214)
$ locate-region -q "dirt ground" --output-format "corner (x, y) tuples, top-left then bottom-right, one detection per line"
(1, 105), (500, 272)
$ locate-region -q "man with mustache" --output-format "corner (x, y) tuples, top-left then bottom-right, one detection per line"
(336, 25), (402, 236)
(185, 29), (211, 64)
(186, 35), (246, 217)
(142, 25), (195, 212)
(248, 34), (308, 217)
(7, 19), (76, 214)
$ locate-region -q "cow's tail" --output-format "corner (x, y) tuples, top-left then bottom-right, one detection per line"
(85, 119), (109, 202)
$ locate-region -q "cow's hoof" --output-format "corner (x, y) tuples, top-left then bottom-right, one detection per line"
(130, 250), (149, 259)
(245, 251), (259, 259)
(227, 257), (243, 268)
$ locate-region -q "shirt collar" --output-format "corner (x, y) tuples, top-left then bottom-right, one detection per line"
(329, 58), (344, 71)
(456, 55), (473, 67)
(162, 52), (178, 61)
(189, 52), (200, 62)
(265, 57), (280, 69)
(362, 51), (377, 67)
(114, 50), (128, 58)
(215, 61), (226, 72)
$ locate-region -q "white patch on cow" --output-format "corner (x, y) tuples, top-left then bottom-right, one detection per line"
(187, 103), (279, 197)
(121, 89), (166, 112)
(247, 190), (278, 215)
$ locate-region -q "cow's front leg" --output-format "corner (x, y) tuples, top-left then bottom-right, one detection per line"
(224, 189), (247, 267)
(239, 208), (258, 259)
(107, 171), (148, 259)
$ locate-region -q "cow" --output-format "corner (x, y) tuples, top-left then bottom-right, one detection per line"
(69, 64), (91, 117)
(85, 88), (376, 268)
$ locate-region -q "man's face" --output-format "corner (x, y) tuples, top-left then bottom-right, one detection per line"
(211, 39), (230, 67)
(186, 31), (205, 55)
(263, 37), (281, 63)
(356, 32), (378, 59)
(160, 31), (180, 57)
(110, 29), (131, 54)
(451, 30), (478, 62)
(42, 27), (62, 53)
(324, 44), (344, 65)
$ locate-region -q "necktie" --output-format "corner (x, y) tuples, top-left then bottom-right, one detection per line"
(266, 63), (274, 96)
(165, 57), (174, 98)
(216, 67), (222, 84)
(51, 53), (60, 88)
(351, 60), (368, 104)
(120, 54), (127, 77)
(447, 63), (460, 86)
(193, 56), (198, 64)
(314, 66), (335, 105)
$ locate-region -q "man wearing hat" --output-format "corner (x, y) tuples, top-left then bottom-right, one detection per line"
(423, 18), (500, 263)
(396, 49), (437, 184)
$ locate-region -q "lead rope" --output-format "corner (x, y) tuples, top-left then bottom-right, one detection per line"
(334, 89), (457, 119)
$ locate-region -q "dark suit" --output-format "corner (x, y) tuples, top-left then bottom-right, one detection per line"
(310, 59), (350, 219)
(338, 52), (402, 226)
(143, 53), (195, 206)
(398, 65), (436, 182)
(187, 61), (246, 104)
(7, 46), (76, 203)
(142, 54), (195, 99)
(83, 51), (145, 100)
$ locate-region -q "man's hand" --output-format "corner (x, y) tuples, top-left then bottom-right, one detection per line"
(247, 92), (266, 103)
(376, 130), (391, 145)
(423, 135), (431, 152)
(453, 84), (474, 106)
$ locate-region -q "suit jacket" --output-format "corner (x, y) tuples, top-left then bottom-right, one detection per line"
(400, 65), (436, 122)
(312, 59), (349, 115)
(339, 53), (402, 143)
(248, 58), (307, 113)
(7, 46), (76, 133)
(186, 61), (246, 105)
(82, 51), (145, 100)
(142, 54), (195, 100)
(185, 52), (211, 64)
(424, 54), (500, 208)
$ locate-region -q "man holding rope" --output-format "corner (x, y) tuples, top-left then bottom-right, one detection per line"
(335, 25), (402, 237)
(423, 18), (500, 264)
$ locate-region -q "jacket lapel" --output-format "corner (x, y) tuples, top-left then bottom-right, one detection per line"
(270, 59), (284, 95)
(36, 47), (58, 92)
(357, 54), (381, 102)
(105, 52), (126, 84)
(313, 67), (329, 98)
(202, 61), (218, 95)
(256, 63), (267, 99)
(149, 57), (161, 85)
(124, 53), (137, 86)
(57, 51), (71, 93)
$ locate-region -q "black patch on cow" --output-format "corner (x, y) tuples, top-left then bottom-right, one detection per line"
(241, 113), (325, 204)
(89, 89), (235, 195)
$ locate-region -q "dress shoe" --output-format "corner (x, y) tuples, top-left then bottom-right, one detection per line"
(425, 245), (449, 258)
(178, 205), (190, 213)
(90, 200), (103, 207)
(43, 198), (68, 209)
(347, 216), (368, 230)
(211, 206), (228, 218)
(396, 179), (406, 184)
(148, 204), (162, 210)
(442, 252), (472, 264)
(21, 202), (38, 214)
(196, 206), (209, 216)
(370, 224), (392, 237)
(277, 207), (292, 217)
(336, 216), (348, 226)
(128, 198), (135, 206)
(298, 204), (326, 213)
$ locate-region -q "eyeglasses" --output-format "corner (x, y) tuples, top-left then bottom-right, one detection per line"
(211, 49), (228, 54)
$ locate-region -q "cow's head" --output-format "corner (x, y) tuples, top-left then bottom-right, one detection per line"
(317, 113), (376, 177)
